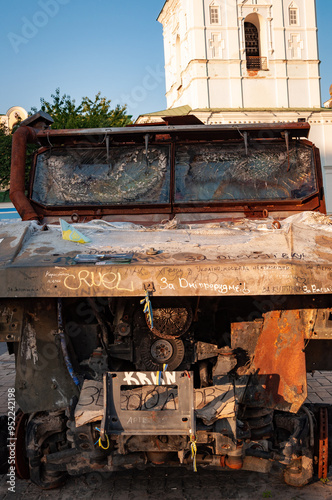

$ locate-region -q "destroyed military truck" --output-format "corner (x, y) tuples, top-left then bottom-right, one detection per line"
(0, 111), (331, 488)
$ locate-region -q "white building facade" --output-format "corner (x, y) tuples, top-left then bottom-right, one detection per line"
(143, 0), (332, 212)
(0, 106), (28, 131)
(158, 0), (321, 110)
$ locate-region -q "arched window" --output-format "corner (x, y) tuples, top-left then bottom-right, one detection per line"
(244, 16), (268, 71)
(245, 22), (260, 69)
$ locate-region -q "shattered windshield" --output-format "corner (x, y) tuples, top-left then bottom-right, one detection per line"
(175, 142), (317, 202)
(32, 146), (170, 206)
(31, 140), (317, 208)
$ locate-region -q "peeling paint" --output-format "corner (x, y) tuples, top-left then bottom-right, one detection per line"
(21, 322), (38, 364)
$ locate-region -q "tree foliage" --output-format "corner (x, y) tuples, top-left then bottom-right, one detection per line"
(0, 90), (132, 192)
(0, 123), (15, 191)
(0, 123), (36, 192)
(31, 88), (132, 129)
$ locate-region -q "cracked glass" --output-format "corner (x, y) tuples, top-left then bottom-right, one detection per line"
(175, 142), (317, 203)
(32, 145), (170, 206)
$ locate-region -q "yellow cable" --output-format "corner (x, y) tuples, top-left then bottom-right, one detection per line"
(190, 435), (197, 472)
(98, 433), (110, 450)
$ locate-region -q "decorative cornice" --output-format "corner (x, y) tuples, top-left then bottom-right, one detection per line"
(158, 0), (180, 25)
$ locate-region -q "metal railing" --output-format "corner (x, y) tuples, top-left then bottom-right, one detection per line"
(246, 56), (268, 71)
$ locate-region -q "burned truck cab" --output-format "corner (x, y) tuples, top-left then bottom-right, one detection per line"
(0, 115), (331, 487)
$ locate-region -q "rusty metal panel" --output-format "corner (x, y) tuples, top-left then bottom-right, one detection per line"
(306, 308), (332, 339)
(0, 301), (24, 342)
(231, 320), (262, 353)
(1, 260), (332, 298)
(102, 371), (195, 435)
(15, 298), (79, 413)
(252, 310), (307, 413)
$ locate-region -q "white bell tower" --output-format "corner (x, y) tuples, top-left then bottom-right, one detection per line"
(158, 0), (321, 109)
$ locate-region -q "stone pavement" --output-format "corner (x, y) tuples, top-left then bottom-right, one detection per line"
(307, 371), (332, 404)
(1, 349), (332, 499)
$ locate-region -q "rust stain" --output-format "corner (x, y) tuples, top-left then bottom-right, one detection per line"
(253, 310), (307, 413)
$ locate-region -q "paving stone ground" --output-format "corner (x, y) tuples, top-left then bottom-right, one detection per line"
(1, 350), (332, 499)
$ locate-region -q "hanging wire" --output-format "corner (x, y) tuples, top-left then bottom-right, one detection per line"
(157, 363), (168, 386)
(190, 434), (198, 472)
(94, 427), (110, 450)
(140, 291), (153, 329)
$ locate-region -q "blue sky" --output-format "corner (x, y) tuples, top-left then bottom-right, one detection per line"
(0, 0), (331, 120)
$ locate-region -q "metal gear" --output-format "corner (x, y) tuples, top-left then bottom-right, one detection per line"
(140, 335), (185, 371)
(146, 298), (192, 339)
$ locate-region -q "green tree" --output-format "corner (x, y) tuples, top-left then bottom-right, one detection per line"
(0, 122), (37, 194)
(0, 123), (37, 193)
(0, 90), (131, 194)
(31, 88), (132, 129)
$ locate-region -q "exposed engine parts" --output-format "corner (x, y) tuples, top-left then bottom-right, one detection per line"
(139, 336), (185, 371)
(3, 295), (331, 488)
(145, 298), (193, 339)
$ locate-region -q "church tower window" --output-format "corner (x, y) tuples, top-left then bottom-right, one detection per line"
(210, 6), (220, 25)
(289, 7), (298, 25)
(245, 22), (260, 69)
(244, 18), (268, 71)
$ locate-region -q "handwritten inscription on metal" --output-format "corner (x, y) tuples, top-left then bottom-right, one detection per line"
(45, 269), (135, 292)
(122, 371), (176, 385)
(160, 276), (250, 294)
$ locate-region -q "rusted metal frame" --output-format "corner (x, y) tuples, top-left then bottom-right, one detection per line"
(26, 193), (323, 219)
(28, 140), (174, 215)
(318, 407), (328, 479)
(313, 145), (327, 213)
(18, 126), (319, 220)
(28, 137), (321, 217)
(29, 197), (173, 212)
(28, 147), (41, 204)
(172, 195), (322, 213)
(35, 122), (310, 140)
(285, 131), (290, 171)
(169, 137), (320, 215)
(10, 126), (40, 221)
(170, 140), (176, 218)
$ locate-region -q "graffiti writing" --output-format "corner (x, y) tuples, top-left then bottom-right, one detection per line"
(160, 277), (250, 294)
(77, 384), (103, 407)
(217, 252), (305, 261)
(63, 270), (134, 292)
(122, 371), (176, 386)
(303, 284), (332, 294)
(121, 386), (178, 411)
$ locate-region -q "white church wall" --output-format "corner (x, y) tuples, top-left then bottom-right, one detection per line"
(155, 1), (332, 209)
(159, 0), (321, 110)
